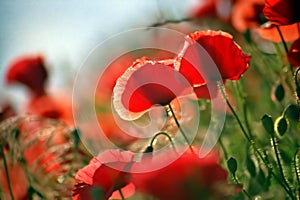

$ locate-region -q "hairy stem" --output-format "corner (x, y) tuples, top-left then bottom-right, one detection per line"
(217, 81), (295, 199)
(168, 104), (195, 154)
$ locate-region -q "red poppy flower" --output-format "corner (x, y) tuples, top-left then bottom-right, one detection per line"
(72, 149), (134, 200)
(231, 0), (265, 33)
(132, 150), (229, 200)
(176, 30), (250, 98)
(263, 0), (300, 26)
(113, 57), (191, 120)
(26, 94), (74, 125)
(6, 55), (48, 96)
(190, 0), (232, 22)
(256, 22), (299, 42)
(288, 38), (300, 67)
(191, 0), (216, 18)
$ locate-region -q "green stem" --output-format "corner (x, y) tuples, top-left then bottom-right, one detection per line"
(118, 189), (125, 200)
(232, 175), (252, 200)
(167, 104), (195, 154)
(276, 25), (294, 76)
(294, 149), (300, 199)
(217, 81), (295, 199)
(294, 67), (300, 109)
(217, 82), (251, 141)
(270, 132), (293, 195)
(218, 138), (228, 160)
(150, 131), (176, 150)
(0, 143), (14, 200)
(295, 68), (300, 87)
(276, 25), (289, 54)
(235, 81), (252, 137)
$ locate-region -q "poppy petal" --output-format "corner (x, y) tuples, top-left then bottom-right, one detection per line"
(263, 0), (300, 26)
(193, 82), (221, 99)
(176, 30), (250, 87)
(113, 58), (191, 120)
(255, 22), (300, 42)
(6, 55), (47, 96)
(132, 149), (228, 200)
(231, 0), (265, 33)
(73, 150), (134, 200)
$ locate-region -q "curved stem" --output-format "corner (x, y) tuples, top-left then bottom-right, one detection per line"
(235, 81), (252, 137)
(118, 189), (125, 200)
(294, 67), (300, 108)
(270, 131), (293, 195)
(217, 81), (295, 199)
(232, 175), (252, 200)
(217, 82), (251, 141)
(167, 104), (195, 154)
(295, 67), (300, 87)
(150, 131), (176, 150)
(0, 143), (14, 200)
(218, 138), (228, 160)
(294, 149), (300, 199)
(276, 25), (289, 54)
(276, 25), (294, 76)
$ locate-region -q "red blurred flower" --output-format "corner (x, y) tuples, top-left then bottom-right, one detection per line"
(6, 55), (48, 97)
(231, 0), (265, 33)
(190, 0), (232, 22)
(263, 0), (300, 26)
(288, 38), (300, 67)
(132, 150), (229, 200)
(113, 57), (190, 120)
(26, 94), (74, 125)
(95, 54), (139, 145)
(256, 22), (299, 42)
(191, 0), (216, 18)
(5, 55), (74, 125)
(72, 149), (134, 200)
(176, 30), (250, 97)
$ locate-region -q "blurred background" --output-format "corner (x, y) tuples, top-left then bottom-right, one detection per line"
(0, 0), (201, 111)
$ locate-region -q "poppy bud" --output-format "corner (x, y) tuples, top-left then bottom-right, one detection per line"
(274, 116), (289, 136)
(285, 104), (300, 121)
(272, 83), (285, 102)
(261, 114), (274, 133)
(227, 157), (238, 176)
